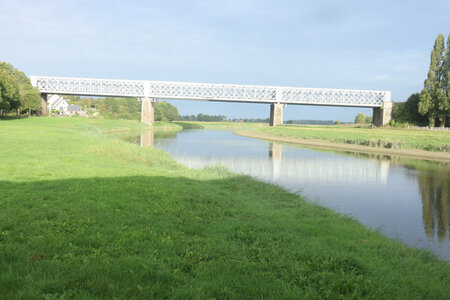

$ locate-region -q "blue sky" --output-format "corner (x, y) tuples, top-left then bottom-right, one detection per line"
(1, 0), (449, 121)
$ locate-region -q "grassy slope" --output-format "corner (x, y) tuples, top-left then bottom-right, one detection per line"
(0, 118), (448, 299)
(256, 125), (450, 152)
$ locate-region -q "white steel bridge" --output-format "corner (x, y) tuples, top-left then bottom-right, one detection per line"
(30, 75), (392, 126)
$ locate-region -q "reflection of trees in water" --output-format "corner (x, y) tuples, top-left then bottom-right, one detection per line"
(120, 135), (140, 144)
(417, 167), (449, 241)
(276, 146), (449, 241)
(154, 130), (179, 139)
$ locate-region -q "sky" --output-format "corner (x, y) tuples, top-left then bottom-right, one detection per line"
(1, 0), (449, 121)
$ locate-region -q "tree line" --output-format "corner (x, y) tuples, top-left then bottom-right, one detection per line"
(69, 96), (178, 121)
(394, 33), (449, 127)
(0, 62), (41, 117)
(178, 113), (227, 122)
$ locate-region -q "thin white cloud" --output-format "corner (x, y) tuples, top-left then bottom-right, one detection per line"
(1, 0), (449, 117)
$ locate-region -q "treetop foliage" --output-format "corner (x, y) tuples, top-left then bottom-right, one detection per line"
(154, 101), (178, 121)
(354, 113), (366, 124)
(393, 93), (428, 126)
(418, 33), (450, 127)
(0, 62), (41, 115)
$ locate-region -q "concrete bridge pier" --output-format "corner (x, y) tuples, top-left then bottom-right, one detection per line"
(270, 103), (284, 126)
(141, 98), (156, 125)
(39, 93), (48, 115)
(372, 101), (393, 127)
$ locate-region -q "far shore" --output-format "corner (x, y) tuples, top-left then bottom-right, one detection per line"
(234, 130), (450, 162)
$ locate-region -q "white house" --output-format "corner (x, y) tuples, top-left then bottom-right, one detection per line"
(47, 95), (69, 114)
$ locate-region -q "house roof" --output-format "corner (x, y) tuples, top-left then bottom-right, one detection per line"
(47, 95), (62, 106)
(67, 105), (81, 111)
(53, 99), (64, 107)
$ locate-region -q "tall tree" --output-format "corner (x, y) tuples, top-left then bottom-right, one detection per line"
(440, 34), (450, 127)
(0, 62), (40, 116)
(419, 34), (445, 127)
(0, 68), (20, 116)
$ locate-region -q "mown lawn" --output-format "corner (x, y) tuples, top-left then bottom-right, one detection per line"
(257, 125), (450, 152)
(0, 117), (448, 299)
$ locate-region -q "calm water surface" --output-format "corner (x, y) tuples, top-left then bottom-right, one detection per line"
(125, 129), (450, 260)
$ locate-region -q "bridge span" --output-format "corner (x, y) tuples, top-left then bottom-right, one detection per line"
(30, 75), (392, 126)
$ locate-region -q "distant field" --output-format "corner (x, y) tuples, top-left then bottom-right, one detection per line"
(0, 117), (448, 298)
(256, 125), (450, 152)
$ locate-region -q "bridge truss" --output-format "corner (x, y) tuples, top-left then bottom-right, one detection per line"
(31, 76), (390, 107)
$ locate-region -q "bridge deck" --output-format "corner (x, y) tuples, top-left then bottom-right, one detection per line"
(30, 76), (390, 107)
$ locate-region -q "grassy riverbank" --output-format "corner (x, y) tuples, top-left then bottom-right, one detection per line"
(254, 125), (450, 152)
(1, 118), (449, 298)
(234, 125), (450, 161)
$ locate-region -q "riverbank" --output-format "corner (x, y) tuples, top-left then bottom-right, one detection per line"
(235, 126), (450, 162)
(1, 117), (448, 298)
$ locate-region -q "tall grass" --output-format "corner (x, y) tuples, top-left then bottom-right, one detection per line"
(0, 117), (448, 298)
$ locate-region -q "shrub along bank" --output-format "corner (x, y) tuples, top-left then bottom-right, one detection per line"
(0, 118), (448, 298)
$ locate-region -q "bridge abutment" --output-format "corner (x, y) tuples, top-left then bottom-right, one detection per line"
(270, 103), (284, 126)
(39, 93), (48, 116)
(372, 101), (392, 127)
(141, 98), (155, 125)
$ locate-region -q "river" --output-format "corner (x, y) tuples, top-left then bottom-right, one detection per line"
(121, 129), (450, 260)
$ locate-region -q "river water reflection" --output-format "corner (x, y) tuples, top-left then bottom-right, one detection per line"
(124, 129), (449, 260)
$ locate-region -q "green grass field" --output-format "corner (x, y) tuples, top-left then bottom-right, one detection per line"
(0, 117), (448, 299)
(256, 125), (450, 152)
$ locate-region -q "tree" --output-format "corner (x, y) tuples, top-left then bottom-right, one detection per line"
(154, 103), (166, 121)
(0, 62), (40, 116)
(0, 68), (20, 116)
(164, 102), (179, 121)
(440, 33), (450, 127)
(419, 34), (445, 127)
(105, 98), (119, 113)
(393, 93), (429, 126)
(354, 113), (366, 124)
(154, 101), (178, 121)
(365, 116), (373, 124)
(20, 87), (41, 116)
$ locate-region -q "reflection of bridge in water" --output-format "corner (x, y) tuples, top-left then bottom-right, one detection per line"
(140, 130), (154, 147)
(175, 142), (390, 185)
(138, 131), (390, 185)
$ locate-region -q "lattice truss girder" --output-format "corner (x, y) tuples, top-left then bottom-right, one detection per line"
(31, 76), (390, 107)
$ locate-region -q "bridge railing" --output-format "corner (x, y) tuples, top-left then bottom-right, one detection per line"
(30, 76), (390, 107)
